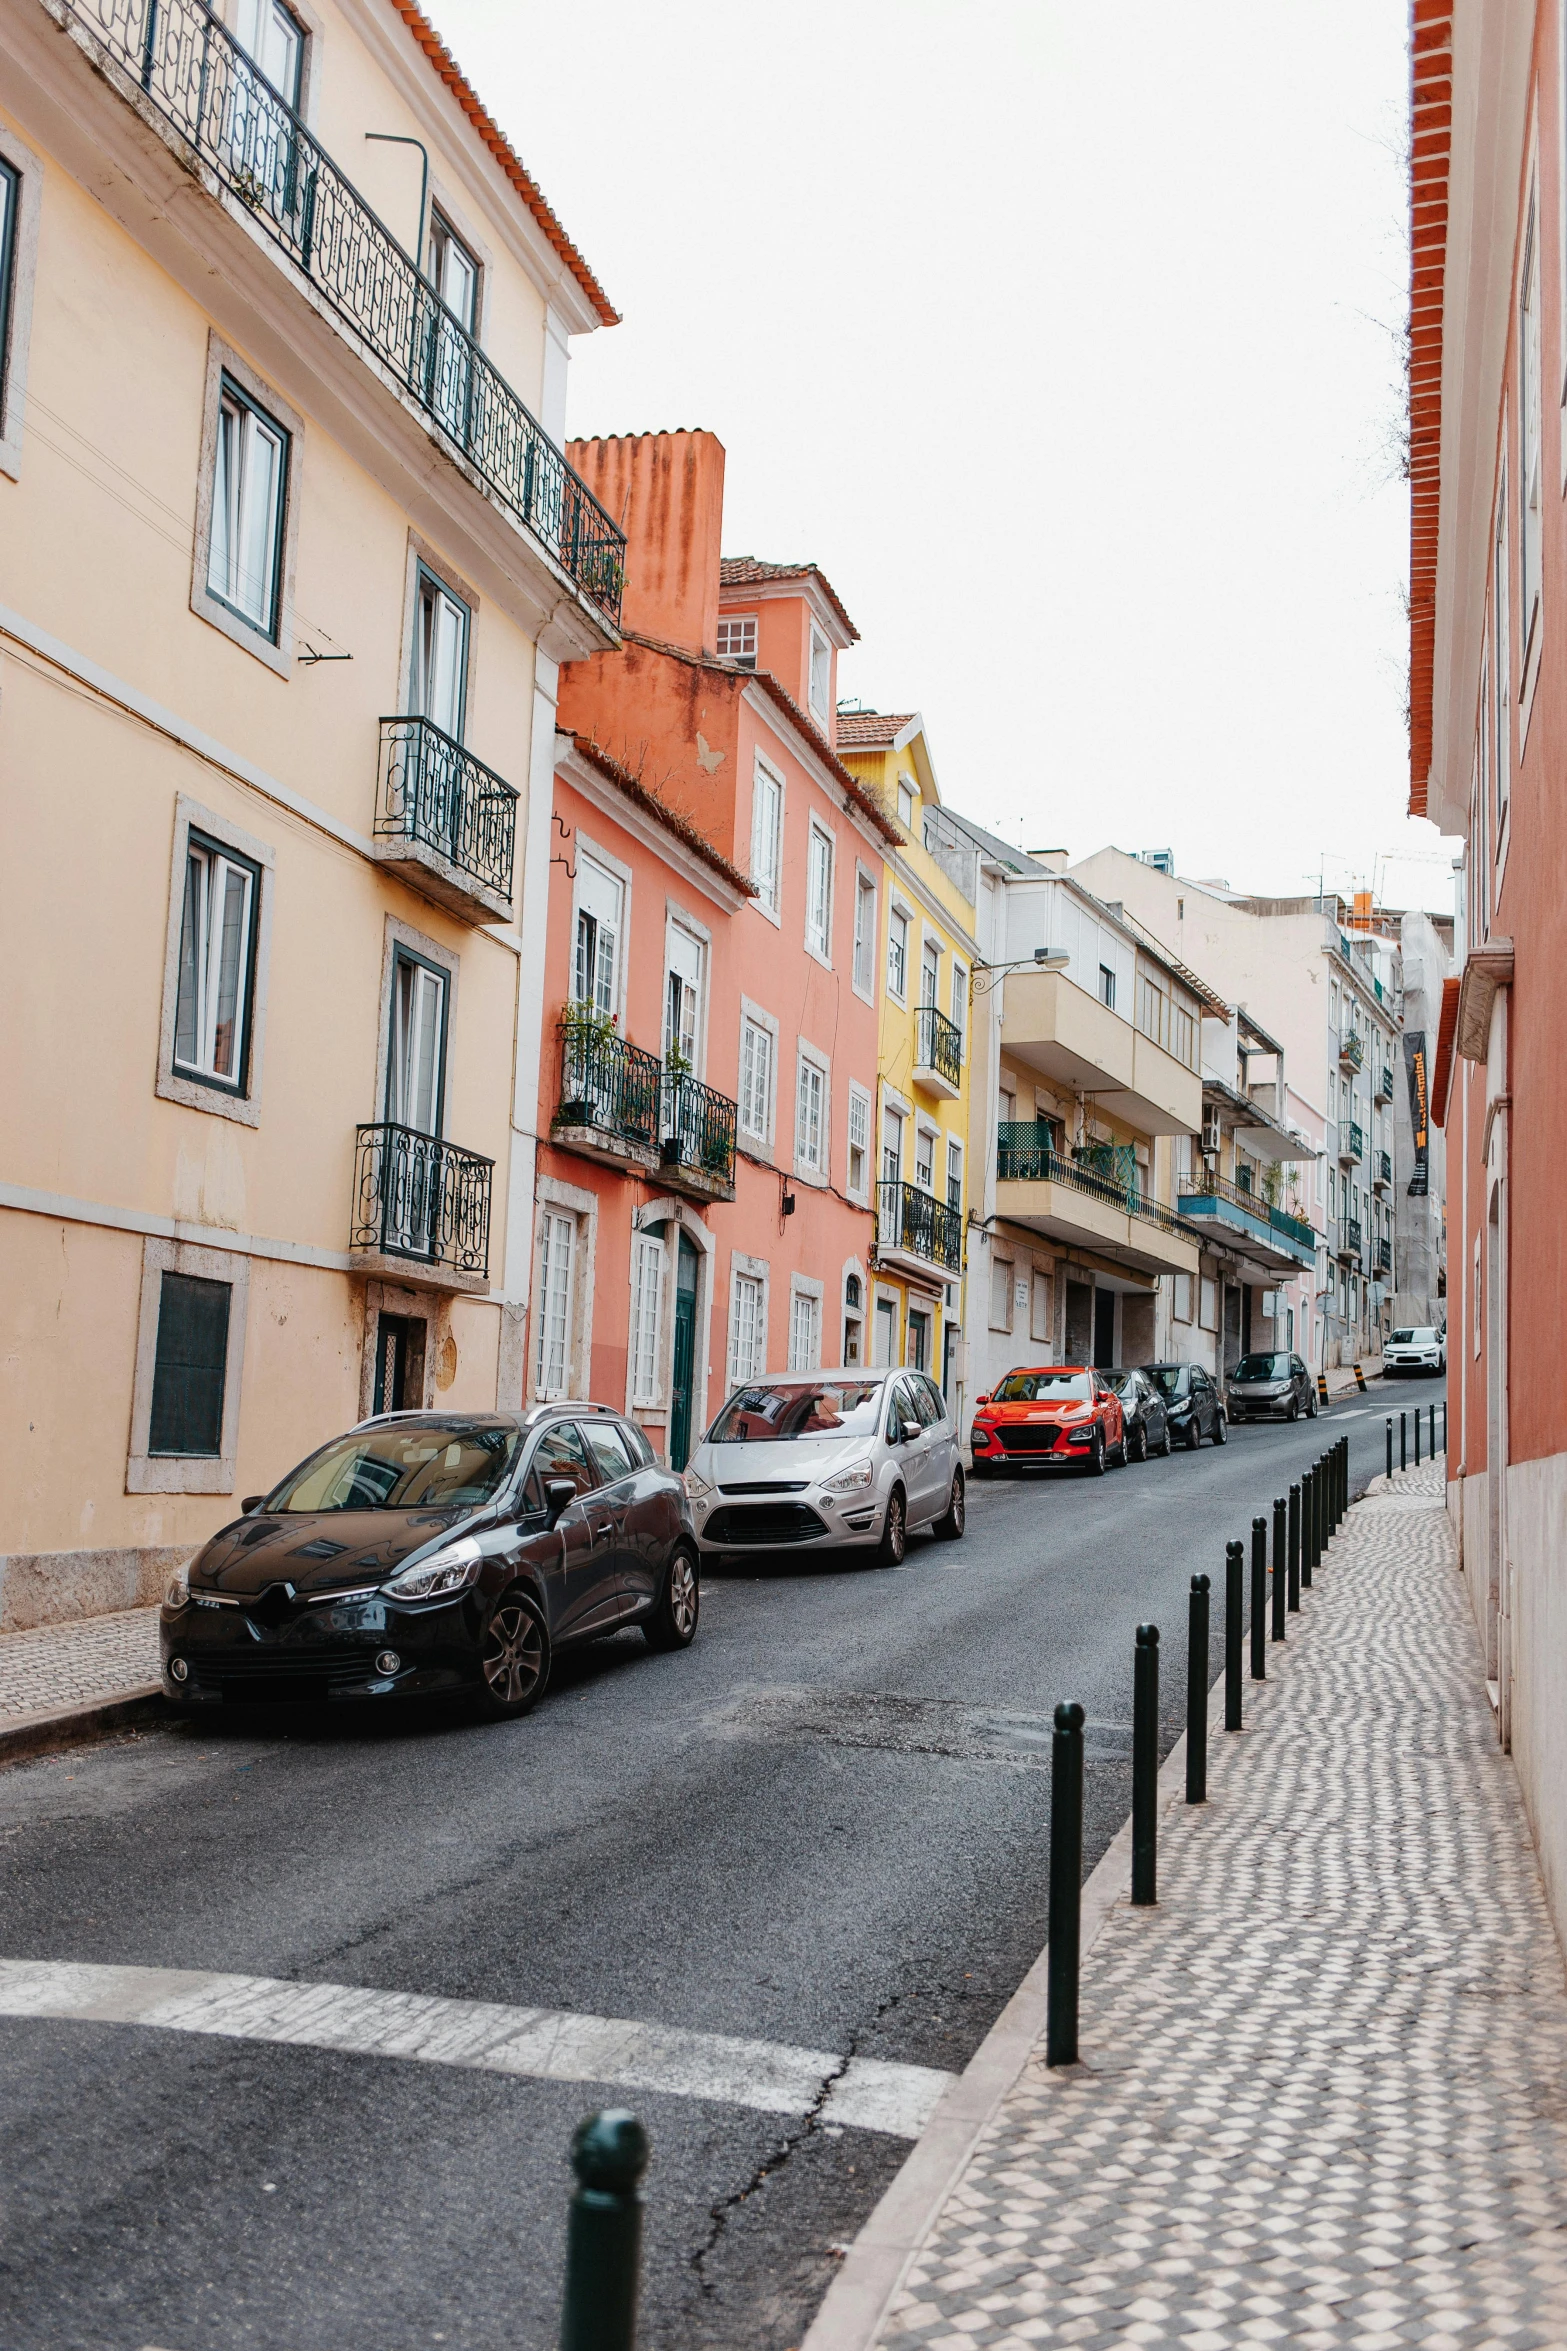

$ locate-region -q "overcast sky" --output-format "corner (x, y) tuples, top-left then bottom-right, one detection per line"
(432, 0), (1459, 914)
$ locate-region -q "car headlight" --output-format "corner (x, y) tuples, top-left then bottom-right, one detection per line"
(822, 1457), (875, 1493)
(683, 1468), (714, 1501)
(166, 1568), (190, 1610)
(382, 1536), (482, 1602)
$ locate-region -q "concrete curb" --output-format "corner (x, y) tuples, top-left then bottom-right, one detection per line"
(0, 1686), (167, 1768)
(801, 1507), (1367, 2351)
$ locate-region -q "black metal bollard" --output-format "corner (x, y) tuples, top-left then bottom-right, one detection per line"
(1341, 1436), (1349, 1519)
(1046, 1700), (1085, 2065)
(1250, 1516), (1267, 1680)
(1386, 1418), (1393, 1480)
(1271, 1497), (1287, 1641)
(1430, 1402), (1436, 1457)
(1187, 1576), (1209, 1802)
(1400, 1411), (1407, 1473)
(1415, 1408), (1421, 1467)
(1287, 1482), (1301, 1612)
(1225, 1540), (1244, 1729)
(560, 2110), (650, 2351)
(1132, 1625), (1159, 1905)
(1301, 1465), (1315, 1590)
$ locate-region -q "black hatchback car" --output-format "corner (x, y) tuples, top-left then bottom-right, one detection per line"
(1102, 1368), (1171, 1460)
(1142, 1362), (1228, 1449)
(160, 1404), (698, 1721)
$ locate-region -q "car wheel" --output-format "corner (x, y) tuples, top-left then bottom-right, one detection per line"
(645, 1545), (700, 1651)
(933, 1469), (966, 1540)
(1086, 1428), (1107, 1477)
(1287, 1397), (1299, 1423)
(1185, 1417), (1201, 1451)
(1157, 1423), (1172, 1456)
(877, 1485), (907, 1565)
(1213, 1411), (1228, 1446)
(1308, 1392), (1318, 1418)
(1131, 1421), (1148, 1463)
(477, 1592), (550, 1720)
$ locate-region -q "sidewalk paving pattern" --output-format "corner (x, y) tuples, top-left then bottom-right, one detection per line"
(0, 1605), (159, 1725)
(875, 1462), (1567, 2351)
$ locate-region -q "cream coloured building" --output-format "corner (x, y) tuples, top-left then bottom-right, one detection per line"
(0, 0), (624, 1626)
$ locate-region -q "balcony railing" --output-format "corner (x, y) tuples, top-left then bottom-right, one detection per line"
(377, 717), (518, 904)
(996, 1124), (1196, 1245)
(1349, 1120), (1365, 1160)
(1378, 1065), (1395, 1101)
(1377, 1238), (1392, 1275)
(65, 0), (625, 624)
(1376, 1149), (1392, 1186)
(659, 1071), (738, 1186)
(554, 1021), (661, 1149)
(878, 1179), (964, 1273)
(352, 1122), (492, 1278)
(1338, 1030), (1365, 1071)
(914, 1002), (963, 1088)
(1181, 1170), (1317, 1252)
(1337, 1217), (1362, 1261)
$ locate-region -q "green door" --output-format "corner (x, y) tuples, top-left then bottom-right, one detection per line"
(669, 1232), (700, 1470)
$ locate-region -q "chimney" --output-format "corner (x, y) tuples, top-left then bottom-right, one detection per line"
(565, 430), (725, 654)
(1029, 847), (1070, 873)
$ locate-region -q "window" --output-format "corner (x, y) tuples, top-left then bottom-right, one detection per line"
(950, 963), (967, 1047)
(751, 760), (783, 914)
(232, 0), (304, 103)
(806, 824), (833, 959)
(717, 615), (757, 666)
(882, 1104), (904, 1188)
(729, 1268), (765, 1386)
(915, 1127), (935, 1191)
(789, 1285), (822, 1372)
(946, 1139), (963, 1214)
(1199, 1276), (1218, 1331)
(1520, 191), (1542, 681)
(853, 870), (877, 996)
(739, 1015), (775, 1141)
(412, 568), (469, 740)
(427, 210), (478, 332)
(0, 157), (17, 409)
(664, 923), (704, 1067)
(843, 1272), (864, 1367)
(207, 377), (288, 637)
(387, 950), (447, 1135)
(897, 775), (916, 830)
(796, 1053), (826, 1173)
(1099, 963), (1116, 1010)
(630, 1231), (664, 1405)
(1170, 1003), (1195, 1068)
(920, 937), (940, 1008)
(573, 854), (623, 1018)
(174, 834), (260, 1093)
(1031, 1269), (1051, 1343)
(528, 1419), (596, 1503)
(847, 1084), (871, 1200)
(809, 626), (831, 722)
(424, 209), (479, 444)
(535, 1210), (577, 1398)
(873, 1294), (898, 1366)
(148, 1272), (231, 1456)
(989, 1258), (1012, 1331)
(887, 906), (909, 999)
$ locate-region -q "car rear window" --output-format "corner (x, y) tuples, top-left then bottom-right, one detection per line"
(268, 1421), (521, 1512)
(1232, 1354), (1290, 1381)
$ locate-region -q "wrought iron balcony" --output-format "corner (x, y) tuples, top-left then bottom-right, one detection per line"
(352, 1122), (492, 1286)
(1336, 1217), (1362, 1262)
(1338, 1029), (1365, 1071)
(878, 1179), (963, 1274)
(996, 1125), (1197, 1246)
(1178, 1169), (1319, 1255)
(1377, 1237), (1392, 1275)
(1350, 1120), (1365, 1160)
(1375, 1149), (1392, 1188)
(64, 0), (625, 625)
(553, 1020), (662, 1163)
(1378, 1064), (1395, 1101)
(375, 717), (518, 920)
(658, 1071), (738, 1197)
(913, 1002), (963, 1094)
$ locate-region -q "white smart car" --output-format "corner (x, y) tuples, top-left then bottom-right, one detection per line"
(1385, 1326), (1446, 1376)
(683, 1370), (965, 1568)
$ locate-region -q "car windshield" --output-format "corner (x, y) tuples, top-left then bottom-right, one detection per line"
(1146, 1366), (1187, 1399)
(1233, 1354), (1291, 1381)
(1392, 1328), (1435, 1345)
(705, 1381), (885, 1443)
(992, 1371), (1093, 1402)
(267, 1421), (523, 1511)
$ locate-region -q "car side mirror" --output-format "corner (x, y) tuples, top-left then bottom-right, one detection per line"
(975, 1394), (990, 1407)
(240, 1495), (265, 1515)
(545, 1478), (577, 1530)
(900, 1419), (921, 1444)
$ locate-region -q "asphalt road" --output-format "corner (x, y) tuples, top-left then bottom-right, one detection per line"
(0, 1375), (1445, 2351)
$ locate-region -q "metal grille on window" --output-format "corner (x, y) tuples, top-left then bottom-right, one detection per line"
(148, 1272), (231, 1456)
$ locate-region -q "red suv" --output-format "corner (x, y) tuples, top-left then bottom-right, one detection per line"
(969, 1366), (1126, 1477)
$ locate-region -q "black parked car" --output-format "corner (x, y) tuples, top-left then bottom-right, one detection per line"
(1142, 1362), (1227, 1449)
(160, 1404), (698, 1722)
(1226, 1350), (1318, 1423)
(1102, 1368), (1171, 1460)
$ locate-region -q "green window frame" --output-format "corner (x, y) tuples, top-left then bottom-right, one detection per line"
(148, 1272), (232, 1457)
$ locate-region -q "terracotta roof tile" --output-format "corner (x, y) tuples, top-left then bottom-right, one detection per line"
(386, 2), (619, 327)
(718, 556), (859, 643)
(835, 710), (917, 750)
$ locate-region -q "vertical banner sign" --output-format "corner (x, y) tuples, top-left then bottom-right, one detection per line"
(1404, 1031), (1429, 1197)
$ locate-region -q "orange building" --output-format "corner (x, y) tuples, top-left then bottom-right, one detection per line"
(530, 433), (896, 1464)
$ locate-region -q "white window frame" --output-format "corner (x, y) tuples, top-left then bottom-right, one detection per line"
(846, 1080), (873, 1205)
(919, 928), (943, 1009)
(1030, 1265), (1052, 1345)
(629, 1229), (667, 1409)
(914, 1119), (938, 1193)
(788, 1275), (824, 1372)
(886, 900), (911, 1004)
(950, 960), (968, 1049)
(805, 817), (836, 966)
(663, 907), (710, 1075)
(528, 1176), (597, 1404)
(749, 754), (785, 923)
(808, 624), (832, 724)
(534, 1208), (578, 1401)
(727, 1253), (769, 1388)
(794, 1044), (830, 1182)
(156, 795), (276, 1128)
(945, 1134), (964, 1216)
(841, 1258), (867, 1369)
(717, 614), (757, 667)
(852, 865), (878, 1003)
(570, 836), (632, 1024)
(871, 1285), (901, 1368)
(191, 333), (301, 677)
(0, 123), (42, 483)
(126, 1236), (251, 1495)
(989, 1251), (1013, 1333)
(896, 773), (916, 831)
(738, 998), (779, 1152)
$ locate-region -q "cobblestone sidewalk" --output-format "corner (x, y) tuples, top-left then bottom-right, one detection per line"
(0, 1605), (160, 1725)
(874, 1461), (1567, 2351)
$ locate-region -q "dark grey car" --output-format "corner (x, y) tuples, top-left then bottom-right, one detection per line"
(1226, 1350), (1318, 1424)
(160, 1403), (699, 1722)
(1142, 1362), (1228, 1449)
(1102, 1368), (1171, 1460)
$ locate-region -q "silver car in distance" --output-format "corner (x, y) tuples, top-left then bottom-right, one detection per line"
(683, 1370), (966, 1568)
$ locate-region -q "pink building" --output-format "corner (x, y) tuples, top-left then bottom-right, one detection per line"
(530, 432), (896, 1464)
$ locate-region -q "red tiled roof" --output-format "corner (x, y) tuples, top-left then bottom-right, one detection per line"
(835, 710), (917, 750)
(621, 632), (901, 844)
(386, 2), (620, 328)
(561, 734), (757, 895)
(1429, 972), (1460, 1125)
(718, 557), (860, 644)
(1408, 0), (1453, 816)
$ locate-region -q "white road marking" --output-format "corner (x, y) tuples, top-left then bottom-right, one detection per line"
(0, 1959), (951, 2139)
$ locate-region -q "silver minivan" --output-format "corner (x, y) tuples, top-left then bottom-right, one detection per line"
(683, 1370), (965, 1567)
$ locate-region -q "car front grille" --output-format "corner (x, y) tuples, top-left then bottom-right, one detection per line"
(996, 1425), (1068, 1455)
(704, 1503), (829, 1545)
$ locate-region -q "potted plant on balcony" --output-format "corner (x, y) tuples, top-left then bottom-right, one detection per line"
(556, 1001), (616, 1129)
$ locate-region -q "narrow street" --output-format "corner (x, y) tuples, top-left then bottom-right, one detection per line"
(0, 1382), (1438, 2351)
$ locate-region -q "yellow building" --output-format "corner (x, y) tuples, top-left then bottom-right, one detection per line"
(837, 712), (978, 1411)
(0, 0), (622, 1627)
